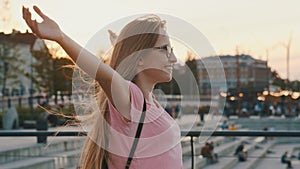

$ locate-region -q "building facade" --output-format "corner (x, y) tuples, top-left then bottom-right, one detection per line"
(0, 30), (50, 96)
(197, 54), (270, 95)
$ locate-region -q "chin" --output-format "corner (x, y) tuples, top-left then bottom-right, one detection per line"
(158, 74), (172, 83)
(147, 69), (173, 83)
(165, 76), (173, 82)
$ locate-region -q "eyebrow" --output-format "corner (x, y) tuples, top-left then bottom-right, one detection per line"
(155, 44), (169, 48)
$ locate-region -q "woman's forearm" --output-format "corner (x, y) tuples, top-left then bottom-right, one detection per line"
(57, 32), (114, 82)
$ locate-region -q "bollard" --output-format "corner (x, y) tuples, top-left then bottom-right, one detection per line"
(36, 113), (48, 144)
(18, 97), (22, 107)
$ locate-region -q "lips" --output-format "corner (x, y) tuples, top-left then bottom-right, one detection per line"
(164, 65), (173, 71)
(164, 65), (173, 75)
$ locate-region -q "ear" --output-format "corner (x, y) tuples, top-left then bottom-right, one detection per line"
(137, 57), (144, 66)
(108, 29), (118, 45)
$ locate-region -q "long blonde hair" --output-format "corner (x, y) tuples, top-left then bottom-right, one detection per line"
(78, 14), (166, 169)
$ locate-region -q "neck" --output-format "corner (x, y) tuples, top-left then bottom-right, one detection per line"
(133, 76), (156, 102)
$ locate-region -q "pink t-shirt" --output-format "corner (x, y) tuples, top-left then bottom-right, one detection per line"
(107, 82), (182, 169)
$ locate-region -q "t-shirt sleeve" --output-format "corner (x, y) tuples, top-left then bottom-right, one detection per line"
(108, 81), (145, 124)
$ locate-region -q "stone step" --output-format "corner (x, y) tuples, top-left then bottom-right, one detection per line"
(202, 139), (274, 169)
(0, 137), (84, 164)
(183, 137), (251, 169)
(231, 141), (275, 169)
(52, 149), (81, 169)
(203, 157), (237, 169)
(202, 138), (257, 169)
(255, 143), (300, 169)
(0, 157), (54, 169)
(0, 149), (81, 169)
(182, 136), (228, 158)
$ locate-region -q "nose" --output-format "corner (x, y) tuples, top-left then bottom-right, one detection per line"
(169, 52), (177, 63)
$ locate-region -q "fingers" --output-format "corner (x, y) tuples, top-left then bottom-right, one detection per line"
(33, 5), (48, 20)
(22, 6), (31, 21)
(22, 6), (39, 35)
(22, 6), (33, 27)
(32, 19), (40, 36)
(22, 6), (26, 19)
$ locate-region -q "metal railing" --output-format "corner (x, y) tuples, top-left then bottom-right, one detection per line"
(1, 130), (300, 169)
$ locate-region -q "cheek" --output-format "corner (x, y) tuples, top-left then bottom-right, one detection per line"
(143, 58), (163, 70)
(143, 69), (172, 82)
(142, 64), (169, 77)
(141, 53), (170, 74)
(143, 51), (167, 65)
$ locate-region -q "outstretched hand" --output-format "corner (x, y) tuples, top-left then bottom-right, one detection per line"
(22, 5), (63, 42)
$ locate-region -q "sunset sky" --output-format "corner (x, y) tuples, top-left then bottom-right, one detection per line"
(1, 0), (300, 80)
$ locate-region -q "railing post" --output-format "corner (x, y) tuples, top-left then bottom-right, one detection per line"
(190, 136), (194, 169)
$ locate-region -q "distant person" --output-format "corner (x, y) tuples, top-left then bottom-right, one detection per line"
(234, 142), (247, 162)
(221, 120), (228, 130)
(241, 107), (248, 117)
(269, 104), (275, 116)
(263, 126), (269, 142)
(276, 106), (282, 116)
(281, 151), (293, 168)
(201, 142), (217, 164)
(296, 105), (300, 116)
(209, 141), (218, 162)
(229, 123), (236, 131)
(198, 107), (205, 123)
(170, 105), (176, 118)
(36, 102), (49, 143)
(229, 123), (237, 140)
(254, 102), (263, 115)
(269, 126), (275, 140)
(201, 142), (211, 158)
(175, 104), (182, 120)
(165, 104), (172, 117)
(223, 105), (230, 118)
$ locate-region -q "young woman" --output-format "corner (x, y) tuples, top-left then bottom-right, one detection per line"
(22, 6), (182, 169)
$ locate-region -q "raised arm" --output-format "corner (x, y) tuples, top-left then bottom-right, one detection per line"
(22, 6), (131, 119)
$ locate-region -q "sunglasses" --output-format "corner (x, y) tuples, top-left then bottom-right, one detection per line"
(152, 45), (174, 58)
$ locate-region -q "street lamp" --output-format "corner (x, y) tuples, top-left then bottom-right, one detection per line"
(280, 90), (290, 117)
(291, 92), (300, 100)
(30, 38), (45, 120)
(30, 40), (43, 120)
(0, 45), (4, 114)
(0, 45), (9, 113)
(29, 49), (34, 120)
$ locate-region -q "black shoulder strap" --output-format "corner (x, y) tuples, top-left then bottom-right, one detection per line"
(125, 99), (146, 169)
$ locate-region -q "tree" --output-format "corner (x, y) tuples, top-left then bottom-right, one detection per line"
(155, 51), (200, 95)
(52, 57), (73, 93)
(31, 42), (74, 95)
(185, 51), (198, 81)
(270, 70), (300, 91)
(290, 80), (300, 91)
(271, 70), (285, 89)
(0, 43), (25, 96)
(30, 45), (53, 94)
(185, 51), (201, 93)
